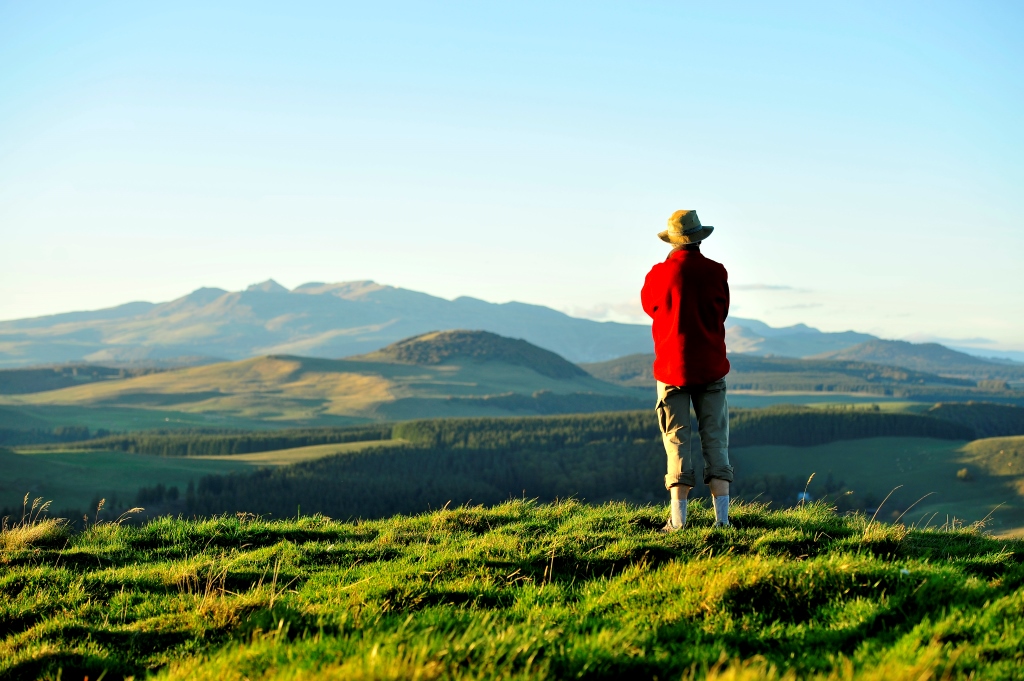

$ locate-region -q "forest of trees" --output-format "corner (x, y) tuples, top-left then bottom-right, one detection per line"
(925, 401), (1024, 438)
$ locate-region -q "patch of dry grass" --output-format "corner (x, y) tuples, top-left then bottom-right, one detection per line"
(0, 494), (68, 551)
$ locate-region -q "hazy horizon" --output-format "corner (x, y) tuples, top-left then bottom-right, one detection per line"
(2, 2), (1022, 350)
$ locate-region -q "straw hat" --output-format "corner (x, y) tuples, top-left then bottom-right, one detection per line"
(658, 210), (714, 245)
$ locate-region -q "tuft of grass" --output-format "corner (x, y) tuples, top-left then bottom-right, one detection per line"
(0, 517), (68, 551)
(0, 493), (69, 551)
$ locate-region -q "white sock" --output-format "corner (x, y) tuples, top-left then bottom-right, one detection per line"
(671, 499), (687, 528)
(713, 495), (730, 525)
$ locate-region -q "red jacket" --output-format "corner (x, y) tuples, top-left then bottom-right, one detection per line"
(641, 248), (730, 386)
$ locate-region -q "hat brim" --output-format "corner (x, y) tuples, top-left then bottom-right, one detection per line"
(658, 225), (713, 244)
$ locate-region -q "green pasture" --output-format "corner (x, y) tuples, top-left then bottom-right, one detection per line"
(0, 440), (398, 515)
(733, 437), (1024, 536)
(2, 500), (1023, 680)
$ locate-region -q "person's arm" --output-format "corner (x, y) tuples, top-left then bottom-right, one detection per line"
(723, 278), (730, 321)
(641, 266), (660, 318)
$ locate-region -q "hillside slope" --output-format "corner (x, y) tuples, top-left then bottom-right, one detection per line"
(0, 331), (645, 422)
(2, 502), (1022, 680)
(813, 339), (1024, 381)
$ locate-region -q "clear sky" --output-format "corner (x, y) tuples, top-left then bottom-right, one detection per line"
(2, 1), (1022, 350)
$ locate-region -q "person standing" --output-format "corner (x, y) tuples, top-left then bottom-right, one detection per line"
(641, 210), (733, 531)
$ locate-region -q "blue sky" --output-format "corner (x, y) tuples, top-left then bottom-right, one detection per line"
(2, 1), (1022, 350)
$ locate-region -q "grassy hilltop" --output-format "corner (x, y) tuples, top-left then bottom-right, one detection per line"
(2, 500), (1023, 680)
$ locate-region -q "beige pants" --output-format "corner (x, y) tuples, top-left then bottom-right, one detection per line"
(656, 379), (733, 489)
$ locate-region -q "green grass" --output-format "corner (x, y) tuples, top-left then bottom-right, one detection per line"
(1, 500), (1023, 680)
(733, 437), (1024, 536)
(0, 405), (52, 430)
(0, 440), (398, 514)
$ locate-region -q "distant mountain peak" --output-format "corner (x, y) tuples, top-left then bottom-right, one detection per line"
(246, 279), (289, 293)
(292, 280), (390, 299)
(724, 317), (878, 358)
(183, 287), (228, 303)
(356, 329), (587, 379)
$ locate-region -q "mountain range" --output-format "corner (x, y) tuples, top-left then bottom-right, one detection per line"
(1, 280), (1020, 380)
(0, 280), (650, 367)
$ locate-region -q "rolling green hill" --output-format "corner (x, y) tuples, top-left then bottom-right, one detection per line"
(2, 501), (1022, 680)
(0, 332), (646, 425)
